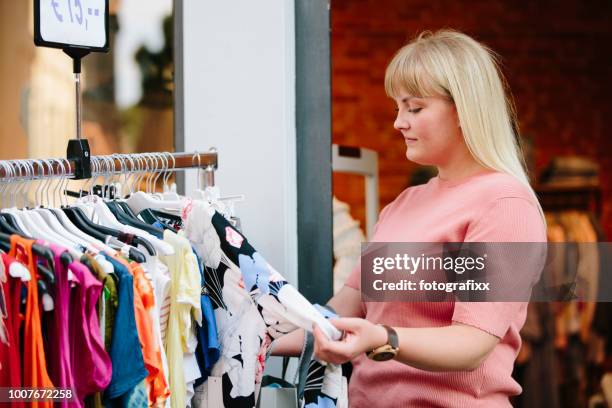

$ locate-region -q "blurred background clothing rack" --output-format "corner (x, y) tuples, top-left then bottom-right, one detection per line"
(536, 184), (602, 217)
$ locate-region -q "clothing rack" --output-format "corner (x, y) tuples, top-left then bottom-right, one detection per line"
(0, 150), (218, 185)
(535, 184), (602, 216)
(332, 144), (379, 239)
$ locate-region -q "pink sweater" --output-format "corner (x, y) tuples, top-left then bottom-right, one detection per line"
(345, 171), (546, 408)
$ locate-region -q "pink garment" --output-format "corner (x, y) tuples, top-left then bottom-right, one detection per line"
(345, 171), (547, 408)
(68, 261), (112, 405)
(42, 243), (77, 408)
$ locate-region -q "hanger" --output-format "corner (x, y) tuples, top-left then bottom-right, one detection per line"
(22, 159), (82, 254)
(125, 153), (184, 214)
(66, 156), (157, 258)
(128, 153), (179, 230)
(92, 155), (164, 235)
(35, 159), (94, 251)
(7, 160), (64, 245)
(189, 150), (243, 220)
(0, 232), (55, 286)
(0, 161), (33, 236)
(48, 158), (117, 255)
(77, 154), (173, 256)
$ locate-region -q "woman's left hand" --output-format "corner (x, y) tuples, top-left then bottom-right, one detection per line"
(312, 318), (387, 365)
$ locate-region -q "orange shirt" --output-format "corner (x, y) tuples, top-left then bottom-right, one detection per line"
(113, 256), (169, 406)
(9, 235), (54, 408)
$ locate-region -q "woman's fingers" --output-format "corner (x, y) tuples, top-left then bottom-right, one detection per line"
(329, 317), (364, 332)
(313, 324), (354, 364)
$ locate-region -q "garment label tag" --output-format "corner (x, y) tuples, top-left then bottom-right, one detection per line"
(207, 376), (223, 408)
(9, 262), (30, 281)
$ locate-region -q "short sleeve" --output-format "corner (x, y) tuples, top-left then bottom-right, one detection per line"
(464, 197), (546, 243)
(453, 197), (546, 338)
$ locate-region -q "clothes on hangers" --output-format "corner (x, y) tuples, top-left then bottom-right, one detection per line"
(0, 156), (352, 408)
(182, 199), (343, 407)
(160, 230), (202, 408)
(515, 209), (605, 408)
(193, 250), (221, 386)
(67, 260), (113, 405)
(101, 254), (149, 403)
(43, 244), (78, 408)
(0, 252), (25, 408)
(10, 235), (55, 408)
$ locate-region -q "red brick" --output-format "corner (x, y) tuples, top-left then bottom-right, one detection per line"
(331, 0), (612, 237)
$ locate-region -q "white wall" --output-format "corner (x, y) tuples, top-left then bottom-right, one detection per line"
(181, 0), (297, 285)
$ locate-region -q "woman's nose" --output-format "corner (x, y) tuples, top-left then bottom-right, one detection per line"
(394, 113), (410, 131)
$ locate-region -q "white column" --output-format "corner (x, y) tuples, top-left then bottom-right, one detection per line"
(181, 0), (297, 284)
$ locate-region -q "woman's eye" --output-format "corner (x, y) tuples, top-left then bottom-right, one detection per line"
(408, 108), (422, 113)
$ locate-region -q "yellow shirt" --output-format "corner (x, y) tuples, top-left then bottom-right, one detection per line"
(160, 230), (202, 408)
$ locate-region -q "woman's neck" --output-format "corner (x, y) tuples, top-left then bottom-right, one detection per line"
(436, 157), (488, 183)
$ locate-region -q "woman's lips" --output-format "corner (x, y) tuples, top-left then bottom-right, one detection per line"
(404, 137), (418, 143)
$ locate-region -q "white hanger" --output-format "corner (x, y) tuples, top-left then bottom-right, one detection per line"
(47, 159), (114, 254)
(188, 151), (244, 218)
(126, 191), (184, 215)
(119, 152), (183, 215)
(0, 161), (32, 236)
(81, 155), (174, 256)
(34, 160), (85, 249)
(7, 161), (65, 245)
(15, 160), (81, 255)
(30, 160), (84, 252)
(160, 152), (180, 201)
(8, 261), (30, 282)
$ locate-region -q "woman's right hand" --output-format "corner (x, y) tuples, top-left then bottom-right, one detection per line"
(270, 286), (363, 357)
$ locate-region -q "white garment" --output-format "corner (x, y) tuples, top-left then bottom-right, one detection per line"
(142, 255), (172, 407)
(184, 330), (201, 408)
(332, 197), (365, 294)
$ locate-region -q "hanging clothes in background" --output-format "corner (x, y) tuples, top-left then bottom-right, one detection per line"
(332, 197), (365, 294)
(514, 210), (606, 408)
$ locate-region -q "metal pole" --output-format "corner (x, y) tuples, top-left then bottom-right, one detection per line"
(75, 72), (82, 140)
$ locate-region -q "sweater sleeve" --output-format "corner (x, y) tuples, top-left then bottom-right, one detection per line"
(452, 197), (546, 339)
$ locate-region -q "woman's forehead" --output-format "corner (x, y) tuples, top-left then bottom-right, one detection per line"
(393, 93), (427, 102)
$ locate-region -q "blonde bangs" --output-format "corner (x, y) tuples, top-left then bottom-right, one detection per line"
(384, 43), (449, 99)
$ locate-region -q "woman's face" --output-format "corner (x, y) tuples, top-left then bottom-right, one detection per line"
(393, 92), (464, 166)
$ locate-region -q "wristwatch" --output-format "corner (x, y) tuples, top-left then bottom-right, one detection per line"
(366, 325), (399, 361)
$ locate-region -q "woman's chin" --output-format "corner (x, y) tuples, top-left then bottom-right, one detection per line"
(405, 150), (430, 165)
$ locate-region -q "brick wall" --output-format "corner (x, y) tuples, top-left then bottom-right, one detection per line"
(331, 0), (612, 238)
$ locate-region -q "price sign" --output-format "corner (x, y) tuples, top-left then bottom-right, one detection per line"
(34, 0), (109, 51)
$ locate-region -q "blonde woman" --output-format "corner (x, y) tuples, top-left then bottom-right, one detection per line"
(273, 30), (546, 406)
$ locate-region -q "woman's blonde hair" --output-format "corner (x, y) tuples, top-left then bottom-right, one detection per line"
(385, 29), (544, 220)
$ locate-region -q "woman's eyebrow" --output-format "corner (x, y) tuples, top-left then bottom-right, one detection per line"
(400, 96), (421, 103)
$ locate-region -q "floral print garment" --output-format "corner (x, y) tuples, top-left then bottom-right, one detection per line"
(182, 200), (342, 407)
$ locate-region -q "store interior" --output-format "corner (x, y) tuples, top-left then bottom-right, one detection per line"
(329, 2), (611, 407)
(0, 0), (610, 406)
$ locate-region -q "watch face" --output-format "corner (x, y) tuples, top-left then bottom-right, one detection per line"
(373, 351), (395, 361)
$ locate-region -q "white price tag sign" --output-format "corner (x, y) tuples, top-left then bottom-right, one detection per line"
(35, 0), (108, 50)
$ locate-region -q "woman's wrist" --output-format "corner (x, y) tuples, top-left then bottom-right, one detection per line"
(368, 323), (391, 352)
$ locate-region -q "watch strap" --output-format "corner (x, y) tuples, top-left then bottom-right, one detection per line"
(383, 325), (399, 349)
(366, 325), (399, 360)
